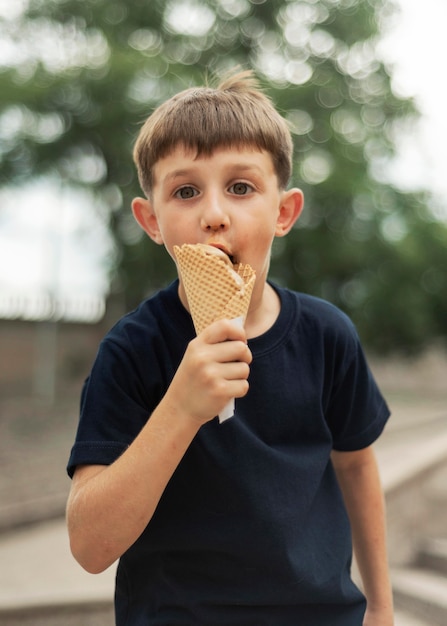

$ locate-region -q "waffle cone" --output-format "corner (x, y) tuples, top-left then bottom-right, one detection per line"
(174, 244), (256, 335)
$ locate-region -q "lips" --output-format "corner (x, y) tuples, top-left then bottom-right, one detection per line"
(206, 242), (236, 265)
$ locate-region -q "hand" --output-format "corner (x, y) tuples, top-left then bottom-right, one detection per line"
(363, 605), (394, 626)
(167, 318), (252, 425)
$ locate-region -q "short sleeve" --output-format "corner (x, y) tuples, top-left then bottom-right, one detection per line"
(66, 335), (154, 477)
(66, 284), (192, 479)
(324, 319), (390, 451)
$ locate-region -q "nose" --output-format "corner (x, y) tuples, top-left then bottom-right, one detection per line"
(200, 194), (230, 232)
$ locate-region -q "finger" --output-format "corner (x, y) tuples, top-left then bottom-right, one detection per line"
(210, 367), (250, 402)
(220, 360), (250, 381)
(215, 340), (252, 365)
(224, 376), (250, 400)
(201, 318), (247, 344)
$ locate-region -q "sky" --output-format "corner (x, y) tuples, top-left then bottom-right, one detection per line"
(0, 0), (446, 311)
(378, 0), (447, 208)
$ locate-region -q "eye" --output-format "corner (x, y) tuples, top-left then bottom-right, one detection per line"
(229, 182), (253, 195)
(175, 186), (198, 199)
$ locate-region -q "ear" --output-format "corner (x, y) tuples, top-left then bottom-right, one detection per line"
(275, 188), (304, 237)
(131, 197), (164, 245)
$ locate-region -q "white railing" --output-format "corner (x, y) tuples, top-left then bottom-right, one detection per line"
(0, 292), (105, 323)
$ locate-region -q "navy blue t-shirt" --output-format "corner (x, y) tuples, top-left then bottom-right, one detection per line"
(68, 281), (390, 625)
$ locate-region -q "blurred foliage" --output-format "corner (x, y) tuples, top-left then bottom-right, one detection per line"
(0, 0), (446, 354)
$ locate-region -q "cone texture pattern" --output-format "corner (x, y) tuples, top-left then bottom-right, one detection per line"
(174, 244), (256, 335)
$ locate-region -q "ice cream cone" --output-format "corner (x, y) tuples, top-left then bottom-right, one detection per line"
(173, 244), (256, 335)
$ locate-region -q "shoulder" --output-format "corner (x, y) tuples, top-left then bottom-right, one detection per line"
(272, 286), (364, 376)
(110, 292), (164, 339)
(98, 281), (192, 363)
(278, 286), (357, 341)
(108, 281), (189, 342)
(83, 282), (192, 400)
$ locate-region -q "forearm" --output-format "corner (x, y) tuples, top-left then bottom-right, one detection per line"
(67, 397), (200, 574)
(332, 446), (394, 618)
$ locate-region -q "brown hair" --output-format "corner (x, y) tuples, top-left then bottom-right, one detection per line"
(133, 69), (293, 195)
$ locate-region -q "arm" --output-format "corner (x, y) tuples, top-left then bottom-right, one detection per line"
(331, 445), (394, 626)
(67, 319), (252, 574)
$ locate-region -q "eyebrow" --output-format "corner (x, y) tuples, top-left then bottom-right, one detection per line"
(230, 164), (265, 176)
(162, 170), (192, 185)
(162, 163), (265, 185)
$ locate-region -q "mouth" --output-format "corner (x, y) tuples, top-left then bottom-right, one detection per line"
(208, 243), (237, 265)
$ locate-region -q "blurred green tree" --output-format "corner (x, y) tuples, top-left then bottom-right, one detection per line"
(0, 0), (446, 353)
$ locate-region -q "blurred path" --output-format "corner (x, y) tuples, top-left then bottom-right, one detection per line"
(375, 390), (447, 491)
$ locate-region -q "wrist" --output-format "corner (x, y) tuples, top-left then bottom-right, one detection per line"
(154, 394), (204, 436)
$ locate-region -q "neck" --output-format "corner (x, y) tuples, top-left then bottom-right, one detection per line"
(244, 282), (280, 339)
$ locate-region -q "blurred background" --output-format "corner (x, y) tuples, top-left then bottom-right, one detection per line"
(0, 0), (446, 624)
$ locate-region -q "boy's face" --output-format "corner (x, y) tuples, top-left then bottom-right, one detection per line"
(132, 145), (303, 298)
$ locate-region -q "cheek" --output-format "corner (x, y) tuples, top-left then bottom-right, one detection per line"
(250, 219), (278, 246)
(239, 227), (274, 264)
(159, 222), (198, 257)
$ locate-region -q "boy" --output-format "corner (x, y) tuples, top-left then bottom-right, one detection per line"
(67, 70), (394, 625)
